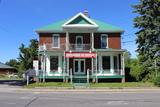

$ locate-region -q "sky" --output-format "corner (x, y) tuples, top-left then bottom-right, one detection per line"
(0, 0), (139, 63)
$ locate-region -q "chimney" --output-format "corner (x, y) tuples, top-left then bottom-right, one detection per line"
(83, 10), (89, 17)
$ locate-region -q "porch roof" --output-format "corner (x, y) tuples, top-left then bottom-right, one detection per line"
(94, 48), (126, 52)
(36, 19), (124, 33)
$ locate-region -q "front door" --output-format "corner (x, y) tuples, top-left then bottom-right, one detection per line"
(74, 59), (85, 75)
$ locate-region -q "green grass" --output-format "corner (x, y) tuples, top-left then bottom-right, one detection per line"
(25, 82), (156, 89)
(0, 77), (23, 80)
(25, 82), (73, 88)
(90, 82), (155, 88)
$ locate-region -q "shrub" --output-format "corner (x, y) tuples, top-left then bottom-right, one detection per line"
(154, 75), (160, 87)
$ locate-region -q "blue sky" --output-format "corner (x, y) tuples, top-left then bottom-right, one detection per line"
(0, 0), (139, 63)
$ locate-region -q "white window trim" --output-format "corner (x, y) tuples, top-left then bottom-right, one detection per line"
(101, 56), (111, 71)
(52, 34), (60, 48)
(50, 56), (59, 71)
(101, 34), (108, 48)
(76, 36), (83, 44)
(76, 36), (83, 49)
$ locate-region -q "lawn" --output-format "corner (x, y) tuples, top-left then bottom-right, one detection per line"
(0, 77), (23, 80)
(25, 82), (73, 88)
(25, 82), (156, 89)
(90, 82), (155, 88)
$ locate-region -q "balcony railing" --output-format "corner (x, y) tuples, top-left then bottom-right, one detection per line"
(39, 43), (91, 51)
(69, 44), (91, 51)
(39, 44), (65, 51)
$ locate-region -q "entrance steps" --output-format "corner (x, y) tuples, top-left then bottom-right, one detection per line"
(72, 75), (89, 88)
(73, 83), (89, 88)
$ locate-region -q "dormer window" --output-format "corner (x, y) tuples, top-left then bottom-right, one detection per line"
(101, 34), (108, 48)
(52, 34), (60, 48)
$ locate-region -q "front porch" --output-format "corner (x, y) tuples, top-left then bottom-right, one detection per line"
(37, 50), (125, 83)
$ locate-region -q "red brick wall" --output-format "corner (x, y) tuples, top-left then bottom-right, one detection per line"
(94, 33), (121, 49)
(39, 33), (121, 50)
(39, 33), (66, 45)
(108, 33), (121, 49)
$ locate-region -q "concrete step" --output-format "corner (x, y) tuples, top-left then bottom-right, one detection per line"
(73, 83), (90, 88)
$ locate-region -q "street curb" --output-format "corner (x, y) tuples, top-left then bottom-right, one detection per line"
(15, 87), (160, 93)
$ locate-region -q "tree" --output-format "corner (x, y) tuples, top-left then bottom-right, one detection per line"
(5, 59), (19, 71)
(18, 39), (38, 72)
(130, 58), (142, 81)
(124, 51), (131, 68)
(133, 0), (160, 81)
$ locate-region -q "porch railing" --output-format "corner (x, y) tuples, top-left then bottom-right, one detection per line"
(69, 44), (91, 51)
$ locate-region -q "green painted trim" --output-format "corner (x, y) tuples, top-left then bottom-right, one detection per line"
(94, 48), (126, 52)
(68, 16), (92, 25)
(38, 76), (64, 79)
(96, 75), (125, 79)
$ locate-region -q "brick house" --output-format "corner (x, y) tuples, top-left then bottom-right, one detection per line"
(36, 11), (125, 83)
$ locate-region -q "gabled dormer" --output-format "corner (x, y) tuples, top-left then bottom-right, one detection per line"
(62, 12), (98, 32)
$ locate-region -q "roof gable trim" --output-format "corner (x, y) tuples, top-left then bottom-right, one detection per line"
(62, 12), (98, 28)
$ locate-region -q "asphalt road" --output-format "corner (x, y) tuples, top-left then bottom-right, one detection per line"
(0, 89), (160, 107)
(0, 80), (160, 107)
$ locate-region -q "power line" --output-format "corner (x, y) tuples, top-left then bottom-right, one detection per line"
(122, 40), (136, 44)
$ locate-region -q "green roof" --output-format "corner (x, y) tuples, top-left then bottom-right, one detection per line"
(36, 18), (124, 33)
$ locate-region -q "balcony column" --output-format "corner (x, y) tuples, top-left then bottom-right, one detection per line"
(91, 32), (94, 50)
(66, 32), (69, 51)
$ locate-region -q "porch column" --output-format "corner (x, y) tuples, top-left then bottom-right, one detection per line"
(121, 53), (125, 83)
(91, 32), (94, 50)
(110, 55), (114, 74)
(67, 58), (69, 76)
(63, 52), (66, 82)
(95, 52), (98, 83)
(66, 32), (69, 51)
(43, 53), (46, 82)
(91, 57), (94, 76)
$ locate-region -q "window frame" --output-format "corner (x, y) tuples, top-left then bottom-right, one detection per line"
(50, 56), (59, 71)
(101, 34), (108, 48)
(52, 34), (60, 48)
(76, 36), (83, 49)
(102, 56), (111, 70)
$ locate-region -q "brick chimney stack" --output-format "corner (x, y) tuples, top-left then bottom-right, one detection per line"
(83, 10), (89, 17)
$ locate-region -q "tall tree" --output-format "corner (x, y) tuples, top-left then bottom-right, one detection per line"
(133, 0), (160, 81)
(124, 51), (131, 68)
(18, 39), (38, 72)
(5, 59), (19, 71)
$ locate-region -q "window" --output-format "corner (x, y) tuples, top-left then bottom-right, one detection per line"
(53, 34), (60, 48)
(76, 36), (83, 49)
(102, 56), (110, 69)
(114, 56), (118, 69)
(50, 56), (58, 71)
(101, 34), (108, 48)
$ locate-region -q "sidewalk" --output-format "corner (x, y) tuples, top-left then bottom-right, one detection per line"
(1, 84), (160, 93)
(17, 87), (160, 93)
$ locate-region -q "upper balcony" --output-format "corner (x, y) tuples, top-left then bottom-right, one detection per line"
(69, 44), (91, 51)
(39, 43), (91, 52)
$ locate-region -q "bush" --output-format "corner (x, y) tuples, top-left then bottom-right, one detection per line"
(154, 75), (160, 87)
